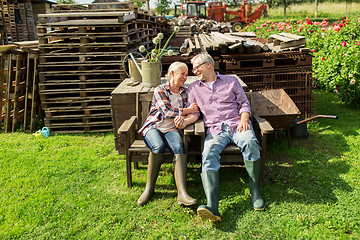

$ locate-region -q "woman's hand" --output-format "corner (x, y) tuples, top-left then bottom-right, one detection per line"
(182, 103), (199, 115)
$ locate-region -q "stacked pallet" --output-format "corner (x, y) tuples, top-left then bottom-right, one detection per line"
(222, 51), (314, 117)
(0, 0), (36, 43)
(37, 2), (168, 133)
(0, 49), (40, 132)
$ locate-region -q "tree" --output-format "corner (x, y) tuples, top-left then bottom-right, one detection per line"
(155, 0), (172, 15)
(267, 0), (304, 21)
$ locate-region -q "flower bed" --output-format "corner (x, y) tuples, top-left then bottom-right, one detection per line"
(242, 17), (360, 104)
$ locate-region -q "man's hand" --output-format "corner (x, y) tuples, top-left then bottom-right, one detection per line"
(237, 112), (250, 132)
(237, 120), (250, 132)
(174, 115), (186, 129)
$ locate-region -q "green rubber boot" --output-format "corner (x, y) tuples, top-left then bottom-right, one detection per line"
(244, 159), (265, 210)
(197, 171), (221, 222)
(174, 154), (198, 207)
(137, 152), (163, 206)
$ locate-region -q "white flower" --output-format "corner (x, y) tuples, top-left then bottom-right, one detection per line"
(350, 79), (356, 85)
(174, 26), (180, 32)
(157, 33), (164, 40)
(139, 45), (146, 52)
(167, 50), (174, 56)
(178, 20), (184, 26)
(333, 89), (339, 94)
(349, 73), (353, 78)
(152, 37), (160, 44)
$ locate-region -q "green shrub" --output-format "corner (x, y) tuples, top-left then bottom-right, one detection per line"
(242, 17), (360, 104)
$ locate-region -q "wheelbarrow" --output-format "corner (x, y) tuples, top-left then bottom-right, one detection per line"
(290, 115), (338, 139)
(250, 89), (338, 144)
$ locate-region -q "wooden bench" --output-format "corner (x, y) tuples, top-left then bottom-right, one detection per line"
(117, 90), (274, 188)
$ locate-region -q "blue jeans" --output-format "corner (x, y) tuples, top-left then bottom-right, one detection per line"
(202, 123), (260, 172)
(143, 128), (184, 154)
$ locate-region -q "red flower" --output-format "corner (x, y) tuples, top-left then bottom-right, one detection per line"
(321, 28), (326, 31)
(256, 27), (260, 30)
(341, 41), (347, 47)
(324, 18), (328, 21)
(267, 29), (271, 32)
(321, 21), (328, 27)
(298, 28), (302, 32)
(322, 57), (325, 61)
(307, 20), (313, 25)
(313, 50), (316, 53)
(306, 17), (310, 21)
(333, 25), (341, 31)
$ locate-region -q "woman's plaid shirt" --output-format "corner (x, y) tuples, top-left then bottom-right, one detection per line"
(138, 82), (187, 136)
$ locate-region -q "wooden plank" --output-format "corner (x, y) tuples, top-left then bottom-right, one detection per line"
(5, 54), (13, 132)
(30, 55), (38, 132)
(0, 54), (6, 122)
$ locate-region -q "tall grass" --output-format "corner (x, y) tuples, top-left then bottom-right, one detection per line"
(268, 2), (360, 20)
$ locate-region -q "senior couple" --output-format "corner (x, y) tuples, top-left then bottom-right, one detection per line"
(137, 53), (264, 222)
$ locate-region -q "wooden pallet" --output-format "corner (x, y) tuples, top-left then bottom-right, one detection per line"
(0, 51), (40, 132)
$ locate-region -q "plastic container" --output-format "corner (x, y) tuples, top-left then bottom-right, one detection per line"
(34, 130), (43, 138)
(41, 127), (50, 138)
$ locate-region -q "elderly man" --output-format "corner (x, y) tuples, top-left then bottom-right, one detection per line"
(175, 53), (264, 222)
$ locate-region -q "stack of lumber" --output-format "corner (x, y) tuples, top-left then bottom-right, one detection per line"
(0, 44), (41, 132)
(0, 0), (36, 43)
(267, 33), (306, 52)
(37, 2), (169, 133)
(180, 32), (308, 56)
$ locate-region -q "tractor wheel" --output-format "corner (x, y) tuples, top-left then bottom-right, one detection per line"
(232, 22), (244, 32)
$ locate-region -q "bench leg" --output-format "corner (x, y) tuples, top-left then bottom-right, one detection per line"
(126, 152), (133, 188)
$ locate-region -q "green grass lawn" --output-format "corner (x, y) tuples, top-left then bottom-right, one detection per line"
(1, 90), (360, 239)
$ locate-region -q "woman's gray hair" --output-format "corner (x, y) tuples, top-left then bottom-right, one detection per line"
(165, 61), (188, 81)
(191, 53), (215, 68)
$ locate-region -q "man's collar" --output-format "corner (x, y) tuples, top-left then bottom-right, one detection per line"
(198, 71), (221, 84)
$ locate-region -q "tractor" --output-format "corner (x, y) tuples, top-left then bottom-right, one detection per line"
(174, 0), (269, 31)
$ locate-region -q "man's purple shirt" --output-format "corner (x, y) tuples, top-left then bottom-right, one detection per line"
(187, 73), (251, 135)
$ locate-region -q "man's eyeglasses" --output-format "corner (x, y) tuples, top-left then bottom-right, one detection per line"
(192, 62), (207, 73)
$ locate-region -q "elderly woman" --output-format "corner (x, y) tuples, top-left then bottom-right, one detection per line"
(137, 61), (199, 207)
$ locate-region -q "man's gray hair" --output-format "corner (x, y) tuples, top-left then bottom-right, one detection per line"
(191, 53), (215, 68)
(165, 61), (188, 81)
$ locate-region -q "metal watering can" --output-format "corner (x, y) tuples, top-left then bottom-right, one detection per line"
(124, 53), (162, 88)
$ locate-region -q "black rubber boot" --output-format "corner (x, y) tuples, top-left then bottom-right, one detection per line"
(174, 154), (198, 207)
(137, 152), (163, 206)
(244, 159), (265, 210)
(197, 171), (221, 222)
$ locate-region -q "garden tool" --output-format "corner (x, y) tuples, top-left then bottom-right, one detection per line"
(197, 171), (221, 222)
(137, 152), (163, 206)
(244, 159), (265, 210)
(173, 154), (198, 206)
